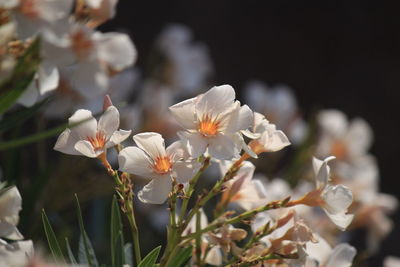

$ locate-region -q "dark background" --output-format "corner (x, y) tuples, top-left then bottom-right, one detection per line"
(104, 1), (400, 265)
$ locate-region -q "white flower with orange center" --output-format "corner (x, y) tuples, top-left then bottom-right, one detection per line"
(292, 157), (354, 231)
(244, 112), (291, 157)
(169, 85), (253, 160)
(118, 132), (200, 204)
(54, 105), (131, 158)
(42, 24), (137, 98)
(219, 160), (264, 210)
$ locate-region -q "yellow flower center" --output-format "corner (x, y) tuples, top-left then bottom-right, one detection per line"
(153, 156), (172, 174)
(198, 115), (219, 136)
(87, 131), (106, 151)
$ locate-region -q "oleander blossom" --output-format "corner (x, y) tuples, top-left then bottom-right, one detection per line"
(244, 112), (291, 157)
(169, 85), (253, 160)
(118, 132), (200, 204)
(54, 105), (131, 158)
(0, 186), (23, 240)
(298, 157), (354, 230)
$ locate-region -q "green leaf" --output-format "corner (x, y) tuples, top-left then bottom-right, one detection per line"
(41, 210), (66, 263)
(75, 194), (98, 267)
(65, 238), (77, 266)
(111, 195), (125, 267)
(0, 114), (93, 150)
(166, 246), (192, 267)
(0, 38), (41, 115)
(0, 98), (48, 132)
(138, 246), (162, 267)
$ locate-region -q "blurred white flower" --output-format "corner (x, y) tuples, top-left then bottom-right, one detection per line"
(43, 24), (137, 98)
(183, 209), (222, 266)
(170, 85), (253, 160)
(0, 186), (23, 240)
(219, 161), (264, 210)
(384, 256), (400, 267)
(304, 235), (356, 267)
(54, 105), (131, 158)
(0, 239), (34, 267)
(118, 132), (200, 204)
(244, 81), (307, 145)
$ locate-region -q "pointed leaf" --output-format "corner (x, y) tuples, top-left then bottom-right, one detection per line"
(111, 195), (125, 267)
(41, 210), (66, 263)
(138, 246), (162, 267)
(65, 238), (77, 266)
(166, 246), (192, 267)
(75, 194), (98, 267)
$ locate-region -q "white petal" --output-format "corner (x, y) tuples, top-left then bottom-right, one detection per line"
(72, 62), (109, 99)
(323, 211), (354, 231)
(322, 185), (353, 214)
(166, 140), (187, 162)
(0, 187), (21, 231)
(96, 32), (137, 70)
(317, 110), (348, 138)
(172, 161), (200, 184)
(17, 82), (38, 107)
(312, 156), (335, 189)
(345, 118), (373, 158)
(195, 85), (236, 119)
(205, 246), (222, 266)
(37, 62), (59, 94)
(68, 109), (97, 140)
(37, 0), (73, 22)
(264, 130), (291, 152)
(133, 132), (166, 159)
(74, 140), (100, 158)
(118, 146), (154, 178)
(54, 128), (81, 155)
(138, 178), (172, 204)
(0, 240), (34, 267)
(169, 97), (197, 129)
(177, 131), (207, 158)
(223, 104), (253, 134)
(107, 129), (131, 147)
(208, 134), (238, 160)
(305, 234), (332, 265)
(98, 106), (120, 139)
(85, 0), (102, 8)
(0, 222), (23, 240)
(325, 244), (356, 267)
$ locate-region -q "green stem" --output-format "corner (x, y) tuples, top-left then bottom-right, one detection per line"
(195, 211), (202, 266)
(225, 253), (284, 267)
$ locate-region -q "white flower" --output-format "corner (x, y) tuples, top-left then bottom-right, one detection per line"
(83, 0), (118, 28)
(4, 0), (73, 39)
(183, 209), (222, 266)
(316, 109), (373, 161)
(169, 85), (253, 160)
(310, 157), (354, 230)
(54, 105), (131, 158)
(118, 132), (200, 204)
(244, 81), (307, 145)
(0, 239), (34, 267)
(0, 186), (23, 240)
(219, 161), (264, 210)
(384, 256), (400, 267)
(305, 235), (356, 267)
(244, 112), (290, 157)
(42, 24), (137, 98)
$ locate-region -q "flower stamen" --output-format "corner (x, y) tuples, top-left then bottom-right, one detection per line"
(87, 131), (106, 151)
(153, 156), (172, 174)
(198, 115), (219, 136)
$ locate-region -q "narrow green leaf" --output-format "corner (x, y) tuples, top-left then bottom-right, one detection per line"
(138, 246), (162, 267)
(166, 246), (192, 267)
(65, 238), (77, 266)
(0, 98), (48, 132)
(41, 210), (66, 263)
(111, 195), (125, 267)
(0, 114), (93, 150)
(0, 38), (41, 114)
(75, 194), (98, 267)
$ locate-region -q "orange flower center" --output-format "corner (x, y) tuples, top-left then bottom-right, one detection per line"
(198, 115), (219, 136)
(19, 0), (39, 18)
(331, 141), (347, 160)
(87, 131), (106, 151)
(153, 156), (172, 174)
